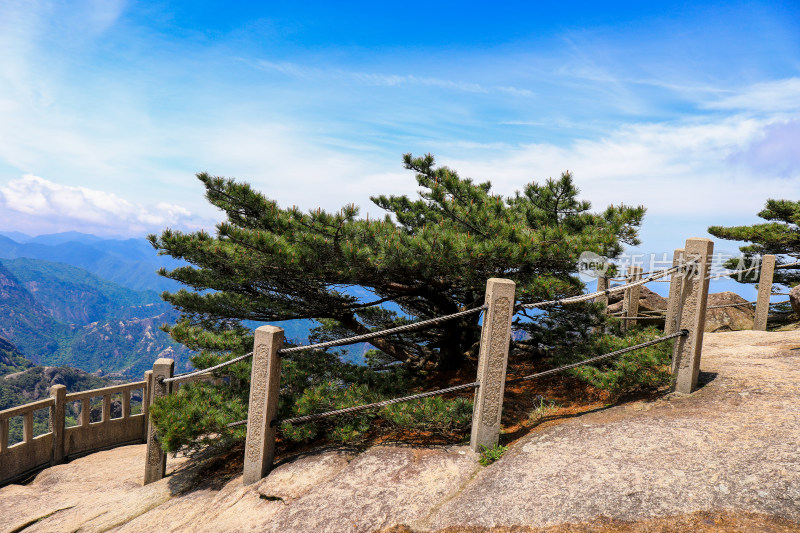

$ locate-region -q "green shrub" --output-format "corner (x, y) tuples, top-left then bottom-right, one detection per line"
(553, 326), (674, 396)
(280, 382), (379, 443)
(381, 396), (473, 435)
(148, 380), (248, 455)
(478, 443), (508, 466)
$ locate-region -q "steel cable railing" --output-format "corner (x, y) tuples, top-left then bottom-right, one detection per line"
(166, 259), (700, 385)
(162, 305), (487, 384)
(224, 329), (688, 429)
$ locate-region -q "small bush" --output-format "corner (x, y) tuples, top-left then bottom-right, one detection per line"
(529, 395), (557, 421)
(478, 443), (508, 466)
(148, 380), (248, 455)
(553, 326), (674, 396)
(381, 396), (473, 435)
(280, 382), (379, 443)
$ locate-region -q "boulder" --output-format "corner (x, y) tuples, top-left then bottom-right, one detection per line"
(790, 285), (800, 316)
(704, 292), (754, 332)
(607, 286), (668, 326)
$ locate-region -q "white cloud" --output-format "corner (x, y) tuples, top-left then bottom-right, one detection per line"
(444, 114), (800, 218)
(0, 175), (208, 236)
(703, 78), (800, 113)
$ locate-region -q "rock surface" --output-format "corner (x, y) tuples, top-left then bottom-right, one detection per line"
(790, 284), (800, 316)
(2, 330), (800, 532)
(607, 286), (667, 321)
(606, 288), (756, 332)
(704, 291), (755, 332)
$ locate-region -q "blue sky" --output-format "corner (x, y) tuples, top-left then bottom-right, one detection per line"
(1, 0), (799, 263)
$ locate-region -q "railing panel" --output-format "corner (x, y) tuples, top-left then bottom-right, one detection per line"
(2, 378), (150, 486)
(65, 381), (146, 402)
(0, 398), (54, 420)
(0, 433), (53, 483)
(64, 415), (145, 459)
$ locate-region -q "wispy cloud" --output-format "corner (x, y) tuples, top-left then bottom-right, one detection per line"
(703, 78), (800, 112)
(254, 59), (535, 96)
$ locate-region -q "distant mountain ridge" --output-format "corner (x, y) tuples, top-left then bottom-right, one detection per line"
(0, 231), (368, 369)
(0, 232), (181, 292)
(0, 258), (193, 378)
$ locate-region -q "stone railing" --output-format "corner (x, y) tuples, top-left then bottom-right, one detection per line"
(0, 376), (150, 486)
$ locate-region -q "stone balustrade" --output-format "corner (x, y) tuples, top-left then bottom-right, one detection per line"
(1, 377), (149, 486)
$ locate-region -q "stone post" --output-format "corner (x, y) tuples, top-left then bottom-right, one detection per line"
(243, 325), (284, 485)
(470, 278), (515, 453)
(754, 254), (776, 331)
(596, 276), (609, 312)
(142, 370), (152, 440)
(122, 390), (131, 419)
(102, 394), (111, 423)
(50, 384), (66, 466)
(622, 266), (643, 331)
(0, 417), (7, 453)
(80, 399), (90, 427)
(665, 249), (685, 336)
(144, 358), (174, 485)
(672, 238), (713, 394)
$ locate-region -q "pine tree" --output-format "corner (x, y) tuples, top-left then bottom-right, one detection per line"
(708, 199), (800, 287)
(151, 153), (644, 370)
(147, 153), (645, 453)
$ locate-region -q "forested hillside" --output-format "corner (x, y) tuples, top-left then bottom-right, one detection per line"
(0, 336), (32, 375)
(0, 258), (193, 378)
(0, 342), (124, 445)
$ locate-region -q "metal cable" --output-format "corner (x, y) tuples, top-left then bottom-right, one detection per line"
(505, 330), (688, 386)
(226, 328), (689, 430)
(161, 305), (487, 383)
(162, 351), (255, 384)
(518, 262), (691, 310)
(273, 381), (480, 427)
(277, 305), (487, 354)
(706, 301), (755, 310)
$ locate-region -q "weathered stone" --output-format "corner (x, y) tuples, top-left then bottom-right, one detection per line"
(607, 285), (668, 326)
(754, 254), (776, 331)
(790, 284), (800, 316)
(595, 276), (609, 310)
(144, 358), (174, 485)
(3, 330), (800, 532)
(243, 325), (284, 485)
(428, 329), (800, 530)
(470, 278), (515, 452)
(705, 291), (755, 332)
(665, 248), (685, 335)
(621, 266), (643, 331)
(0, 445), (191, 533)
(671, 237), (713, 394)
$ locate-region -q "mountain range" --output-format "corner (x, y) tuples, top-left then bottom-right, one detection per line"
(0, 231), (182, 293)
(0, 232), (367, 390)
